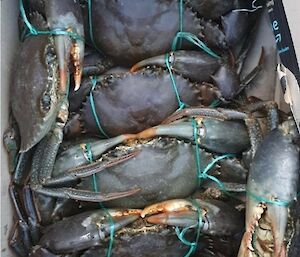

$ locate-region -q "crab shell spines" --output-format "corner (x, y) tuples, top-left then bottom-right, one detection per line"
(80, 69), (203, 137)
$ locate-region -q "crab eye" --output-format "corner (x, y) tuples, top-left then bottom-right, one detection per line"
(40, 93), (52, 113)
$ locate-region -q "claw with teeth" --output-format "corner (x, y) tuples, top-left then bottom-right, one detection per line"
(238, 120), (300, 257)
(39, 209), (141, 253)
(44, 0), (85, 92)
(142, 198), (243, 237)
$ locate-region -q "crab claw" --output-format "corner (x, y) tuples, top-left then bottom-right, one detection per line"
(71, 41), (84, 91)
(55, 36), (84, 93)
(143, 199), (243, 237)
(137, 117), (249, 154)
(130, 51), (219, 83)
(238, 196), (289, 257)
(141, 199), (195, 218)
(44, 0), (85, 92)
(39, 209), (141, 253)
(238, 120), (299, 257)
(53, 134), (138, 176)
(146, 210), (198, 228)
(130, 54), (166, 72)
(136, 122), (193, 140)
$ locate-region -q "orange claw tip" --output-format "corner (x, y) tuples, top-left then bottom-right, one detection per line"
(73, 69), (82, 91)
(136, 128), (157, 139)
(141, 199), (193, 218)
(145, 211), (198, 227)
(123, 134), (138, 140)
(145, 213), (169, 225)
(59, 67), (68, 94)
(130, 64), (139, 73)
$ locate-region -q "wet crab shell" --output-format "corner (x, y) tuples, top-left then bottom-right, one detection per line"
(11, 14), (59, 152)
(77, 68), (217, 137)
(85, 0), (202, 65)
(186, 0), (235, 20)
(78, 138), (213, 208)
(80, 220), (198, 257)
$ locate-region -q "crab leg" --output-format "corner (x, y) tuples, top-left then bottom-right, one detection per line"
(28, 247), (61, 257)
(23, 186), (41, 245)
(9, 221), (29, 257)
(44, 151), (139, 186)
(28, 96), (69, 188)
(33, 187), (141, 203)
(30, 114), (139, 202)
(9, 185), (32, 255)
(162, 107), (247, 124)
(244, 118), (263, 157)
(12, 151), (33, 185)
(246, 101), (279, 131)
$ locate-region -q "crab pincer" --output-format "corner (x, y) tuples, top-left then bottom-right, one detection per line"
(38, 209), (141, 253)
(130, 50), (220, 83)
(44, 0), (85, 91)
(142, 198), (243, 237)
(136, 117), (250, 154)
(238, 119), (300, 257)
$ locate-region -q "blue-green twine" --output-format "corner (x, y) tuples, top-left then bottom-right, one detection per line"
(87, 0), (104, 53)
(200, 153), (235, 190)
(192, 118), (234, 189)
(19, 0), (84, 41)
(209, 99), (221, 108)
(178, 0), (184, 48)
(246, 191), (291, 207)
(86, 143), (115, 257)
(192, 118), (202, 187)
(172, 32), (220, 59)
(192, 115), (292, 207)
(167, 1), (220, 114)
(165, 53), (186, 110)
(175, 200), (202, 257)
(89, 77), (110, 138)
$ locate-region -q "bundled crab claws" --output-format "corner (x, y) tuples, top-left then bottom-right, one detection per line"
(238, 119), (300, 257)
(142, 199), (202, 231)
(38, 209), (142, 253)
(130, 50), (220, 84)
(44, 0), (84, 92)
(142, 198), (243, 237)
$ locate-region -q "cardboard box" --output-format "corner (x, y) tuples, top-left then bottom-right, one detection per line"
(1, 1), (299, 256)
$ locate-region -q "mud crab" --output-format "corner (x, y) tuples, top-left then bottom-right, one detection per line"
(82, 0), (259, 66)
(238, 119), (300, 257)
(135, 102), (279, 156)
(130, 49), (264, 101)
(28, 196), (243, 256)
(12, 0), (84, 152)
(29, 134), (140, 202)
(64, 68), (219, 138)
